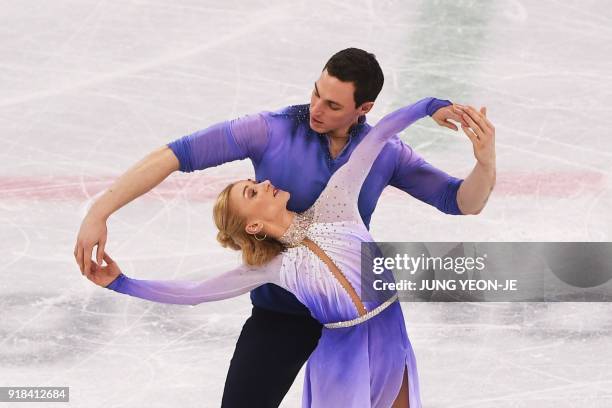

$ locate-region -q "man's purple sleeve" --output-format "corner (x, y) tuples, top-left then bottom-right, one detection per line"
(390, 139), (464, 215)
(167, 113), (270, 172)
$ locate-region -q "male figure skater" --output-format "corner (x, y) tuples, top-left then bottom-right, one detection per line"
(74, 48), (496, 407)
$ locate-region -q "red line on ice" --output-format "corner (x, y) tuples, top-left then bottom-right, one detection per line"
(0, 171), (606, 202)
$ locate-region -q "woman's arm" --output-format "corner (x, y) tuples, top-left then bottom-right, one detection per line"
(89, 253), (283, 306)
(314, 97), (436, 224)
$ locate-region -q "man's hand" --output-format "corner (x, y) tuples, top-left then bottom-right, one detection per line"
(74, 213), (108, 277)
(73, 146), (179, 277)
(432, 104), (469, 131)
(453, 104), (496, 215)
(453, 104), (496, 168)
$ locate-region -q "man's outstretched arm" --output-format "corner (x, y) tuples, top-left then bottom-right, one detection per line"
(389, 103), (495, 216)
(454, 105), (496, 215)
(74, 146), (179, 276)
(74, 113), (270, 276)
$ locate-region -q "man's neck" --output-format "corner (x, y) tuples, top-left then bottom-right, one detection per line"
(327, 118), (359, 159)
(327, 134), (348, 159)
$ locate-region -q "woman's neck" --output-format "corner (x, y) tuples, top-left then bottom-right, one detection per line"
(263, 210), (296, 240)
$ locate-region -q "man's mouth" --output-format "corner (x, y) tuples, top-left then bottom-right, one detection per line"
(273, 188), (278, 197)
(312, 117), (323, 125)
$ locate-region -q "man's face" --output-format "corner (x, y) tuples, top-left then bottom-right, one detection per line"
(309, 69), (371, 134)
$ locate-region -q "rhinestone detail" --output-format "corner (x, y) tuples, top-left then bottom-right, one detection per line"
(323, 293), (399, 329)
(278, 207), (315, 247)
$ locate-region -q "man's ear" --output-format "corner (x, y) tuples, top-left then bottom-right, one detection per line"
(359, 102), (374, 115)
(245, 221), (264, 236)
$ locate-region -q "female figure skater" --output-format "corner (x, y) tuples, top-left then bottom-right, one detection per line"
(86, 98), (494, 407)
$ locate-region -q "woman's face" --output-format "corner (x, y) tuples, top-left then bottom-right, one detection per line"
(229, 179), (290, 233)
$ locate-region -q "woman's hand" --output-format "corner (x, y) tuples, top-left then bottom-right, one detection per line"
(431, 103), (470, 131)
(85, 253), (122, 288)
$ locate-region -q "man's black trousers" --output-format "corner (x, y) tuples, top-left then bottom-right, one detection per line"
(221, 306), (323, 407)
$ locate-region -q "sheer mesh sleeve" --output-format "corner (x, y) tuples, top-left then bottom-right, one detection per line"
(314, 97), (434, 224)
(105, 255), (284, 305)
(390, 143), (464, 215)
(166, 113), (269, 172)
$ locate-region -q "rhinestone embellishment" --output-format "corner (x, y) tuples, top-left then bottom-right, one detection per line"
(323, 293), (399, 329)
(278, 207), (315, 247)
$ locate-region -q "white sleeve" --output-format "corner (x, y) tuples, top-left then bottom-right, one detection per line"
(314, 98), (434, 224)
(105, 254), (284, 305)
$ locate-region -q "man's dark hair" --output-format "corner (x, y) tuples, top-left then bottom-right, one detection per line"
(323, 48), (384, 107)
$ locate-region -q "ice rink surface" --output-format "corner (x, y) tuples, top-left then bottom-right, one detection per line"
(1, 0), (612, 406)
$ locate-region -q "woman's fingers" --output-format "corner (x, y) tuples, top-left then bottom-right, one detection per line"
(103, 252), (114, 265)
(452, 106), (470, 127)
(446, 108), (465, 124)
(444, 120), (459, 131)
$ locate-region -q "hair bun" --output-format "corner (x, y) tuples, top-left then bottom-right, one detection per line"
(217, 231), (230, 243)
(217, 230), (241, 251)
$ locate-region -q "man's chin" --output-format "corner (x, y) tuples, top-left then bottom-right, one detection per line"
(309, 119), (326, 132)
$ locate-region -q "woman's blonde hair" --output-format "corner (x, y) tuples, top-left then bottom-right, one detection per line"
(213, 182), (285, 266)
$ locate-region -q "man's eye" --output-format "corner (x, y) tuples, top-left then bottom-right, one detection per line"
(250, 189), (257, 198)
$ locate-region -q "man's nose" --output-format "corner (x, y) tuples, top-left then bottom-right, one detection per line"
(311, 100), (323, 116)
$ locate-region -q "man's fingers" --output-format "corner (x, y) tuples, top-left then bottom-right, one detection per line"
(96, 238), (106, 266)
(479, 106), (495, 133)
(461, 113), (484, 139)
(465, 105), (492, 134)
(76, 245), (84, 274)
(461, 124), (479, 145)
(455, 104), (494, 136)
(481, 107), (494, 132)
(451, 107), (470, 126)
(83, 245), (93, 276)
